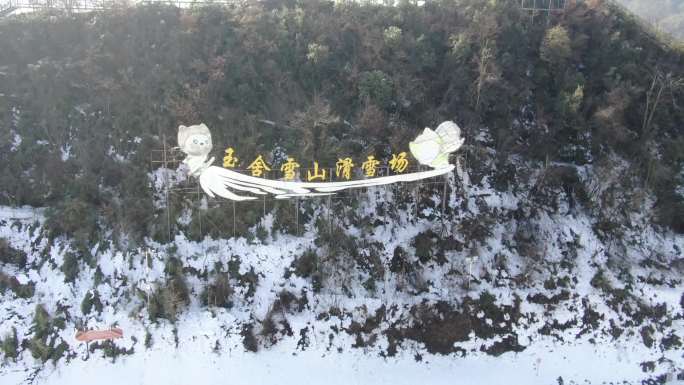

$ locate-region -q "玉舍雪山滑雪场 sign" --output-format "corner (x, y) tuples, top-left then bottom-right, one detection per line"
(176, 121), (464, 201)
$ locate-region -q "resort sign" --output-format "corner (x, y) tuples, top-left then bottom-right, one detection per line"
(177, 121), (464, 201)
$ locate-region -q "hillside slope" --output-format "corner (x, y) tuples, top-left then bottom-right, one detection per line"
(616, 0), (684, 40)
(0, 0), (683, 383)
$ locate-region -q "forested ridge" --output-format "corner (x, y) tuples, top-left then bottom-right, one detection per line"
(0, 2), (683, 382)
(0, 0), (681, 247)
(616, 0), (684, 40)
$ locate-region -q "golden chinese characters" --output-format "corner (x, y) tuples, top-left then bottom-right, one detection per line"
(335, 158), (355, 180)
(280, 158), (300, 181)
(224, 149), (415, 180)
(247, 155), (271, 177)
(307, 161), (327, 181)
(223, 147), (238, 168)
(389, 152), (409, 173)
(361, 155), (380, 177)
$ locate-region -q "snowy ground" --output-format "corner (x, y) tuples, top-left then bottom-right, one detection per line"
(1, 334), (663, 385)
(0, 169), (683, 385)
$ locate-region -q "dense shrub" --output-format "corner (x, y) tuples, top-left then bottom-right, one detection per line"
(61, 252), (80, 283)
(0, 272), (34, 299)
(291, 249), (318, 278)
(88, 339), (133, 362)
(28, 304), (68, 363)
(1, 327), (19, 361)
(202, 273), (234, 308)
(81, 290), (104, 315)
(148, 275), (189, 322)
(241, 323), (258, 353)
(0, 239), (27, 266)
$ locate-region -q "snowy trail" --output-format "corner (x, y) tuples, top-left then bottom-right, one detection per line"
(7, 339), (651, 385)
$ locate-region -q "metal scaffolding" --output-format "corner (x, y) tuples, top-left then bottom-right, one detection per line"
(1, 0), (572, 17)
(0, 0), (237, 16)
(520, 0), (567, 13)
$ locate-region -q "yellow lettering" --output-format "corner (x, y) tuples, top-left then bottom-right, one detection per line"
(247, 155), (271, 177)
(280, 157), (300, 181)
(335, 158), (355, 180)
(223, 147), (238, 168)
(389, 152), (409, 173)
(307, 161), (327, 181)
(361, 155), (380, 177)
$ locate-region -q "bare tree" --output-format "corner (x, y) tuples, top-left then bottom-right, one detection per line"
(642, 70), (683, 141)
(473, 40), (498, 111)
(471, 11), (500, 112)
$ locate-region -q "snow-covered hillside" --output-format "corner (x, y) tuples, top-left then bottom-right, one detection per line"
(0, 163), (682, 384)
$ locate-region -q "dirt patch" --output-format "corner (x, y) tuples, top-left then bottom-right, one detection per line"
(344, 305), (386, 349)
(527, 290), (571, 305)
(481, 335), (525, 356)
(384, 294), (523, 357)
